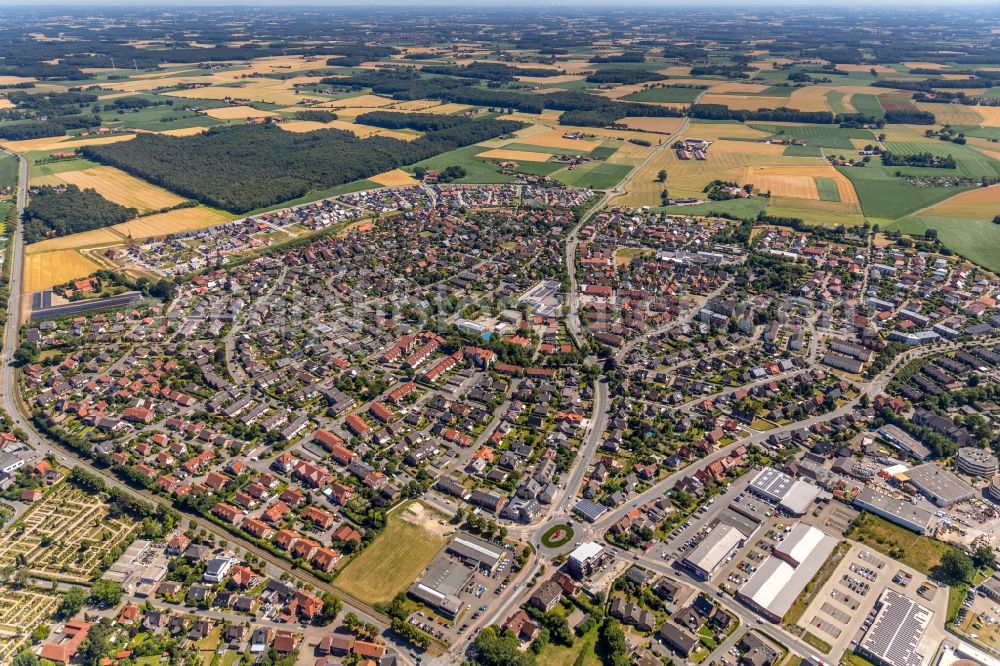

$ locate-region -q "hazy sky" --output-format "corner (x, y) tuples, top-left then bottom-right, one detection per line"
(0, 0), (992, 5)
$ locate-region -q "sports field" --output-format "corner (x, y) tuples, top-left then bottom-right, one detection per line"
(33, 165), (184, 211)
(334, 502), (448, 605)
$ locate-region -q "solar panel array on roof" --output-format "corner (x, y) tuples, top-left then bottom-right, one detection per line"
(860, 589), (932, 666)
(749, 467), (795, 502)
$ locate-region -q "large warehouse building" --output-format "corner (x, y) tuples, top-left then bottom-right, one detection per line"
(736, 524), (839, 622)
(747, 467), (822, 516)
(903, 463), (976, 507)
(853, 487), (932, 534)
(682, 523), (744, 580)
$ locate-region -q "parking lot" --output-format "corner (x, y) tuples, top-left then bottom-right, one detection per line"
(794, 541), (949, 659)
(407, 551), (515, 644)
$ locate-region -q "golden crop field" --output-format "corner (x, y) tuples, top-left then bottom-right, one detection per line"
(607, 141), (655, 165)
(712, 139), (787, 155)
(748, 165), (859, 203)
(392, 99), (443, 111)
(370, 169), (420, 187)
(202, 105), (279, 120)
(920, 185), (1000, 220)
(112, 206), (231, 240)
(620, 117), (686, 134)
(24, 250), (102, 292)
(515, 129), (604, 151)
(477, 148), (553, 162)
(0, 99), (14, 110)
(915, 103), (984, 126)
(974, 106), (1000, 128)
(26, 227), (125, 254)
(155, 126), (211, 137)
(1, 132), (136, 153)
(324, 94), (397, 109)
(33, 165), (184, 211)
(699, 94), (785, 111)
(712, 82), (772, 94)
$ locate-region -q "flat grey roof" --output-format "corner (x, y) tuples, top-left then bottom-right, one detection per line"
(447, 533), (505, 568)
(854, 487), (932, 532)
(905, 463), (976, 506)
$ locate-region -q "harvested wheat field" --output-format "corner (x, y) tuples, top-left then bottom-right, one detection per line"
(768, 197), (865, 227)
(26, 227), (125, 254)
(477, 148), (553, 163)
(903, 61), (949, 70)
(607, 141), (654, 165)
(112, 206), (230, 240)
(518, 74), (582, 84)
(787, 87), (838, 112)
(155, 126), (211, 137)
(0, 75), (35, 85)
(916, 103), (984, 127)
(376, 130), (419, 141)
(713, 82), (772, 95)
(370, 169), (420, 187)
(0, 99), (14, 110)
(711, 139), (787, 155)
(24, 250), (101, 293)
(203, 106), (279, 120)
(392, 99), (443, 111)
(420, 103), (472, 115)
(919, 185), (1000, 220)
(325, 94), (397, 109)
(278, 119), (339, 133)
(698, 94), (785, 111)
(974, 106), (1000, 128)
(748, 165), (859, 202)
(1, 133), (135, 153)
(620, 117), (686, 134)
(33, 166), (183, 211)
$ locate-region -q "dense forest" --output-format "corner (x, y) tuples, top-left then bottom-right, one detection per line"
(588, 51), (645, 63)
(585, 69), (667, 84)
(421, 62), (563, 81)
(354, 111), (471, 131)
(881, 151), (956, 169)
(82, 119), (522, 213)
(688, 104), (891, 127)
(23, 185), (137, 244)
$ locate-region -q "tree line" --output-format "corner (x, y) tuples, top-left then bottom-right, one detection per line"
(23, 185), (137, 244)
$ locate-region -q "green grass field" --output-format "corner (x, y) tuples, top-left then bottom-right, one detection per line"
(850, 94), (885, 119)
(783, 144), (824, 157)
(661, 197), (768, 219)
(29, 158), (101, 179)
(334, 504), (447, 605)
(408, 144), (517, 184)
(814, 177), (841, 201)
(623, 86), (706, 104)
(826, 91), (849, 115)
(837, 165), (972, 221)
(846, 512), (953, 575)
(888, 214), (1000, 273)
(758, 86), (796, 97)
(552, 161), (632, 189)
(749, 123), (875, 150)
(0, 152), (17, 191)
(503, 142), (590, 156)
(981, 86), (1000, 100)
(881, 141), (1000, 179)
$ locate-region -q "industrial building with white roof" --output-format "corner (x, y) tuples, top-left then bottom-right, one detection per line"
(735, 524), (839, 622)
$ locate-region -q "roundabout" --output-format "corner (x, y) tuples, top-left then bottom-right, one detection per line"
(541, 522), (575, 549)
